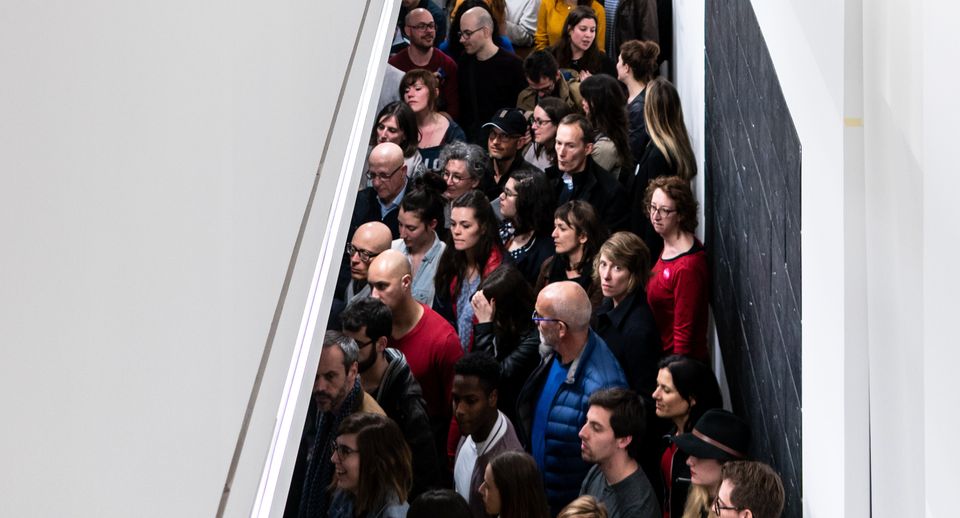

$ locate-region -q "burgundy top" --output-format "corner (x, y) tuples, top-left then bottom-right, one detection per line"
(646, 240), (709, 361)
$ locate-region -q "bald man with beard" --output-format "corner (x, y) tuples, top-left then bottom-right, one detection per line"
(517, 281), (628, 515)
(367, 250), (463, 467)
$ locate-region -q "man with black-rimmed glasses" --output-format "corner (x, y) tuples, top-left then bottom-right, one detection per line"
(516, 280), (628, 515)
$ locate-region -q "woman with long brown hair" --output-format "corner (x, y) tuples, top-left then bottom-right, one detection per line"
(550, 5), (616, 79)
(401, 69), (466, 174)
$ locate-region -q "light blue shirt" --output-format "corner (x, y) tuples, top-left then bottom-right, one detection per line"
(391, 233), (446, 305)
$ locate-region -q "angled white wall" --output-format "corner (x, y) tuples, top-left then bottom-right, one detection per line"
(0, 1), (395, 516)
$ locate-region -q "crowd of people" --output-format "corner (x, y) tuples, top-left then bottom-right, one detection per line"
(288, 1), (788, 517)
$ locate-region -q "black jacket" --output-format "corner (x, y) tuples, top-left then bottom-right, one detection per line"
(349, 182), (409, 240)
(593, 290), (661, 395)
(374, 348), (442, 498)
(546, 157), (629, 232)
(614, 0), (660, 58)
(472, 322), (541, 423)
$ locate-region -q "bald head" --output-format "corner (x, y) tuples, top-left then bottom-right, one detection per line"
(367, 142), (407, 202)
(369, 142), (404, 169)
(460, 7), (494, 55)
(348, 222), (393, 282)
(404, 8), (436, 49)
(405, 7), (431, 26)
(538, 281), (592, 331)
(462, 7), (493, 32)
(367, 250), (414, 310)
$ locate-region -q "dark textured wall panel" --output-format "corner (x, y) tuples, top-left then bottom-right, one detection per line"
(705, 0), (802, 516)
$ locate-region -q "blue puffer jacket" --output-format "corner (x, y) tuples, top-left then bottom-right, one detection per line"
(516, 330), (628, 514)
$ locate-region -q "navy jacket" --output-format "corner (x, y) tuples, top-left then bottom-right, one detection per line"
(516, 330), (628, 514)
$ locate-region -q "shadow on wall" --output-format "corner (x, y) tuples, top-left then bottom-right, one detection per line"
(704, 0), (802, 516)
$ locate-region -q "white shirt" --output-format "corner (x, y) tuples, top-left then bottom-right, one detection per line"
(453, 411), (509, 500)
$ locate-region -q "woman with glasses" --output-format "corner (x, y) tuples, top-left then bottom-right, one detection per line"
(469, 264), (541, 421)
(401, 69), (467, 175)
(643, 176), (708, 360)
(580, 73), (633, 180)
(497, 169), (555, 285)
(479, 451), (551, 518)
(549, 6), (616, 80)
(435, 190), (505, 350)
(536, 200), (608, 308)
(652, 355), (722, 518)
(535, 0), (606, 54)
(328, 412), (413, 518)
(522, 96), (573, 171)
(591, 231), (660, 395)
(364, 101), (424, 190)
(438, 141), (489, 227)
(628, 77), (697, 260)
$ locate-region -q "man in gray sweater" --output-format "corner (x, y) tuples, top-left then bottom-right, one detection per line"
(578, 388), (660, 518)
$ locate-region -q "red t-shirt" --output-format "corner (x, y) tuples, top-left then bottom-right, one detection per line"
(389, 48), (460, 120)
(389, 303), (463, 421)
(646, 241), (709, 360)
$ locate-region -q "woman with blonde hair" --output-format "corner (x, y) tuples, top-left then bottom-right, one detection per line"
(557, 495), (609, 518)
(591, 231), (660, 394)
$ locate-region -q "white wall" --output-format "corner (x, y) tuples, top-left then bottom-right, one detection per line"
(0, 1), (394, 516)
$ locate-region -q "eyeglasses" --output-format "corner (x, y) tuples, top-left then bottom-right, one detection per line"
(442, 169), (470, 184)
(647, 203), (677, 218)
(713, 496), (739, 515)
(331, 440), (359, 458)
(406, 22), (436, 32)
(366, 163), (403, 182)
(345, 243), (380, 263)
(530, 117), (553, 127)
(354, 337), (375, 349)
(531, 310), (566, 326)
(458, 26), (485, 40)
(502, 188), (518, 198)
(488, 131), (520, 143)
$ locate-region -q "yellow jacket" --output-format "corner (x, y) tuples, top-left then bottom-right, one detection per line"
(534, 0), (606, 52)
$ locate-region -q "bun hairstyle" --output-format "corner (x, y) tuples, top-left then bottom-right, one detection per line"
(619, 40), (660, 84)
(401, 171), (447, 228)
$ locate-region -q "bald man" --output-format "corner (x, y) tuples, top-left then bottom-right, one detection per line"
(344, 221), (394, 302)
(351, 142), (409, 239)
(456, 6), (526, 142)
(516, 281), (628, 515)
(367, 250), (463, 466)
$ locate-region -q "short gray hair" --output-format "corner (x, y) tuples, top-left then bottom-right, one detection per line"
(322, 330), (359, 370)
(438, 141), (489, 181)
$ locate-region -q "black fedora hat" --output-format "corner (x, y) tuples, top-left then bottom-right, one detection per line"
(672, 409), (750, 461)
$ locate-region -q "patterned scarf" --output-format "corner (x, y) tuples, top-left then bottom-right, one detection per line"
(298, 377), (362, 518)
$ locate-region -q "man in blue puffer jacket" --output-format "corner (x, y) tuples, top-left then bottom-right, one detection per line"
(516, 281), (629, 515)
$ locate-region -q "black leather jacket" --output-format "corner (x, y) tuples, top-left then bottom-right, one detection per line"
(374, 348), (442, 498)
(472, 322), (541, 423)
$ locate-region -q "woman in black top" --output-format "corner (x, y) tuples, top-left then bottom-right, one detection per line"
(497, 169), (556, 285)
(535, 200), (608, 307)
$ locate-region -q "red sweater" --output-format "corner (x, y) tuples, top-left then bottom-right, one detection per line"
(646, 241), (709, 360)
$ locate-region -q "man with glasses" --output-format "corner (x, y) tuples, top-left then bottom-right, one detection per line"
(516, 281), (628, 515)
(715, 461), (785, 518)
(481, 108), (538, 200)
(397, 0), (447, 45)
(456, 7), (526, 143)
(350, 142), (409, 239)
(285, 331), (385, 518)
(517, 50), (584, 113)
(389, 8), (460, 119)
(340, 297), (441, 500)
(344, 221), (393, 303)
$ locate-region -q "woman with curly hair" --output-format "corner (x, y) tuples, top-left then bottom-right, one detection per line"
(550, 5), (615, 79)
(328, 413), (413, 518)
